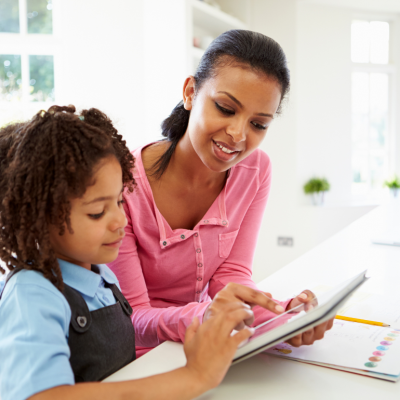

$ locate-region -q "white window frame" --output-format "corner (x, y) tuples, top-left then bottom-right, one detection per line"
(0, 0), (56, 123)
(351, 14), (398, 201)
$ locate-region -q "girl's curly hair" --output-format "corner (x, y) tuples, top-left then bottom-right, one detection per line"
(0, 105), (135, 290)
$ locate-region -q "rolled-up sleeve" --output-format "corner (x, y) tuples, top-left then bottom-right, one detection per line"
(0, 281), (74, 400)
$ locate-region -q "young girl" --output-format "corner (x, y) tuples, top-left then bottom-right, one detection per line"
(0, 105), (255, 400)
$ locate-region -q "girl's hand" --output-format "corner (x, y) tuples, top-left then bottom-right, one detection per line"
(285, 289), (334, 347)
(203, 282), (285, 330)
(184, 304), (255, 390)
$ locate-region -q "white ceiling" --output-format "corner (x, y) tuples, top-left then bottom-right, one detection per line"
(299, 0), (400, 14)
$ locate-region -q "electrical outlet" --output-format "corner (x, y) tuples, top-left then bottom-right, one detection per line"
(277, 237), (294, 247)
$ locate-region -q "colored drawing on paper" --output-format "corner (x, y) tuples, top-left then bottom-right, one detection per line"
(364, 362), (378, 368)
(377, 346), (389, 351)
(369, 356), (381, 362)
(384, 337), (395, 341)
(373, 351), (385, 356)
(387, 333), (398, 337)
(380, 341), (393, 346)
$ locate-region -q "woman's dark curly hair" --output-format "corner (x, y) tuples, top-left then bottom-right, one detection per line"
(0, 105), (135, 290)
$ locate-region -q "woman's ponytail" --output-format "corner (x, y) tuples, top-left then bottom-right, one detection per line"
(149, 101), (190, 179)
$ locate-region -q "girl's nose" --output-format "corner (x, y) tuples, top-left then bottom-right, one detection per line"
(110, 206), (127, 233)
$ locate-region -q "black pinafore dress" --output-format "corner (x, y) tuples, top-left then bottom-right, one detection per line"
(0, 266), (136, 382)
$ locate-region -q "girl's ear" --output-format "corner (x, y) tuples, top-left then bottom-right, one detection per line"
(182, 76), (196, 111)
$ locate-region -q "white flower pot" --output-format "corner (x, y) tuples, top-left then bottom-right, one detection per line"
(390, 188), (399, 198)
(312, 191), (325, 206)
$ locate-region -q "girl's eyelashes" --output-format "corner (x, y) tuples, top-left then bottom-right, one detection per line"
(89, 200), (124, 219)
(88, 211), (105, 220)
(216, 102), (267, 130)
(215, 102), (234, 115)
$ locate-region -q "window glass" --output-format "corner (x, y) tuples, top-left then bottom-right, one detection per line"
(0, 0), (20, 33)
(351, 71), (389, 193)
(370, 21), (389, 64)
(27, 0), (53, 34)
(351, 20), (389, 64)
(0, 54), (22, 101)
(29, 55), (54, 101)
(369, 73), (388, 149)
(351, 20), (369, 63)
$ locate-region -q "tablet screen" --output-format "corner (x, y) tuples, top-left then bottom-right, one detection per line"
(248, 298), (317, 343)
(233, 270), (368, 362)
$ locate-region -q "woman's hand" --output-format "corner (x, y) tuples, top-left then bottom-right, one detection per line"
(184, 304), (255, 390)
(285, 289), (334, 347)
(203, 282), (285, 330)
(286, 289), (318, 312)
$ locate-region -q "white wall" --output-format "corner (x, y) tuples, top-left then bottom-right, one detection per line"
(249, 0), (377, 283)
(54, 0), (191, 151)
(54, 0), (145, 150)
(296, 3), (353, 206)
(250, 0), (302, 282)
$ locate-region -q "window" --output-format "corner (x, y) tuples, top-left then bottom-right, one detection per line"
(351, 19), (394, 196)
(0, 0), (54, 127)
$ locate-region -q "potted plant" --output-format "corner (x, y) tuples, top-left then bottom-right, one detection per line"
(384, 176), (400, 198)
(303, 177), (330, 206)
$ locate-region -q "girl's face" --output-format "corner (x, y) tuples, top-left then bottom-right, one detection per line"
(184, 64), (282, 172)
(49, 155), (127, 270)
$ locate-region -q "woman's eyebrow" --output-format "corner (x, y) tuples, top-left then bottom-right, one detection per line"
(218, 91), (243, 108)
(217, 91), (274, 118)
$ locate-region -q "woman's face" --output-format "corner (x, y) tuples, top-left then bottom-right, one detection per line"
(184, 64), (282, 172)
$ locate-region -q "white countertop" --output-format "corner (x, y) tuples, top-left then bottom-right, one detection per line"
(105, 200), (400, 399)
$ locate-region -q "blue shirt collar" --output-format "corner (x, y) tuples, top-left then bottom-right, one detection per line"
(57, 259), (118, 298)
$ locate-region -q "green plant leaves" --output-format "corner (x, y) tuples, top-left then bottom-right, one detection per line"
(303, 178), (330, 194)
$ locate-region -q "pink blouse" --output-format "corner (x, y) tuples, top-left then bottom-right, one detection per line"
(109, 144), (291, 357)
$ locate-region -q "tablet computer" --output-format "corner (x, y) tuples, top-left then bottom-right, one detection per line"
(232, 270), (368, 364)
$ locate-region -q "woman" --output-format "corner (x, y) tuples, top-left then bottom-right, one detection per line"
(109, 30), (333, 356)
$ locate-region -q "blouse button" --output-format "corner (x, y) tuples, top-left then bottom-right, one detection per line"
(197, 277), (202, 281)
(180, 234), (185, 239)
(204, 220), (209, 224)
(196, 248), (201, 253)
(198, 263), (203, 268)
(194, 233), (198, 237)
(196, 291), (201, 294)
(222, 220), (227, 225)
(162, 241), (167, 246)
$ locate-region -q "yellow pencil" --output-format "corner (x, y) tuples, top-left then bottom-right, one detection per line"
(335, 315), (390, 327)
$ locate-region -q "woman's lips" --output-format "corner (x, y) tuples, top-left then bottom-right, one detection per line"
(212, 140), (240, 162)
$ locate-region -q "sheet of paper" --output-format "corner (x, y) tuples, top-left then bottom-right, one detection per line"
(311, 285), (400, 326)
(265, 320), (400, 376)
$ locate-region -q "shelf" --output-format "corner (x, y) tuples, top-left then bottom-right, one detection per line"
(192, 46), (205, 60)
(192, 0), (247, 36)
